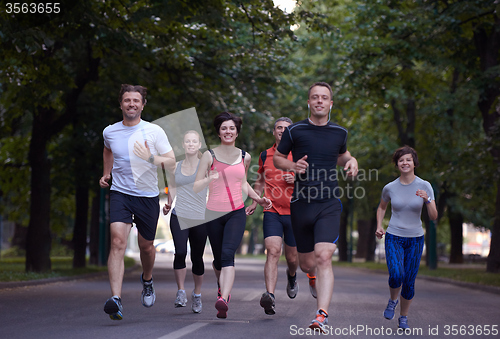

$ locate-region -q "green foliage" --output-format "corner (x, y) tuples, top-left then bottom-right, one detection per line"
(0, 0), (300, 261)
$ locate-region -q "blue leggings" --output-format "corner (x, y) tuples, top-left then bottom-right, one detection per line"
(206, 208), (246, 270)
(385, 233), (424, 300)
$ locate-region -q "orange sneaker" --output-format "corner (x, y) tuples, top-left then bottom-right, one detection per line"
(307, 273), (317, 299)
(309, 309), (328, 333)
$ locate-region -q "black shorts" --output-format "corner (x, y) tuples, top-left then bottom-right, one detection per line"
(263, 212), (296, 247)
(290, 198), (342, 253)
(109, 191), (160, 241)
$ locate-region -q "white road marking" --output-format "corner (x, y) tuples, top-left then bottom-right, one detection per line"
(241, 289), (263, 301)
(157, 322), (208, 339)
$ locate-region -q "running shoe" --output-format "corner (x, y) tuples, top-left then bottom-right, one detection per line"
(383, 299), (398, 320)
(309, 309), (328, 333)
(104, 296), (123, 320)
(398, 316), (409, 329)
(191, 291), (202, 313)
(217, 287), (230, 302)
(175, 289), (188, 307)
(215, 297), (228, 318)
(259, 291), (276, 315)
(140, 274), (156, 307)
(286, 269), (298, 299)
(307, 273), (317, 299)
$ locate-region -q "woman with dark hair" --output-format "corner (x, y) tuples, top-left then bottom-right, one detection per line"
(194, 112), (272, 319)
(375, 146), (438, 330)
(163, 130), (207, 313)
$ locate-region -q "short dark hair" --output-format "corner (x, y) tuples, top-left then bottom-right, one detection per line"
(119, 84), (147, 104)
(213, 111), (242, 135)
(392, 146), (420, 167)
(308, 82), (333, 100)
(274, 117), (292, 129)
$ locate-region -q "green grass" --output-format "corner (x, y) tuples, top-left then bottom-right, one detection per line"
(0, 257), (136, 282)
(333, 260), (500, 288)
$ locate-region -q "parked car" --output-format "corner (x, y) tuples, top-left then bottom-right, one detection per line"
(155, 240), (175, 253)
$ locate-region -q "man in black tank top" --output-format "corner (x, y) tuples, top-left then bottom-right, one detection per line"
(274, 82), (359, 333)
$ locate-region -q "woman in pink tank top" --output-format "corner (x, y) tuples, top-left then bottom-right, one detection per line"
(194, 112), (272, 319)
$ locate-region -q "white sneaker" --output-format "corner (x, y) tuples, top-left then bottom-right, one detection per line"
(191, 291), (202, 313)
(175, 290), (187, 307)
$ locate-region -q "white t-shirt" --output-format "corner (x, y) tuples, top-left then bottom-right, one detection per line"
(103, 120), (172, 197)
(381, 176), (435, 238)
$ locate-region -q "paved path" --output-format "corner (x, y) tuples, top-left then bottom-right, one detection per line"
(0, 254), (499, 338)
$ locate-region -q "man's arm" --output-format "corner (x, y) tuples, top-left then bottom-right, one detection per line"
(99, 146), (113, 188)
(337, 151), (358, 177)
(133, 141), (176, 172)
(273, 150), (308, 174)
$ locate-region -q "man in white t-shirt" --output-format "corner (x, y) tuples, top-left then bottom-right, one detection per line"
(99, 84), (175, 320)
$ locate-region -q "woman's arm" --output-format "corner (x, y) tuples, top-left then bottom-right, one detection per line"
(193, 151), (218, 193)
(163, 163), (178, 215)
(416, 189), (438, 220)
(243, 152), (271, 209)
(375, 199), (389, 239)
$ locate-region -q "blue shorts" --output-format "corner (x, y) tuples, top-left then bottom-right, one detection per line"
(263, 212), (296, 247)
(109, 191), (160, 241)
(290, 198), (342, 253)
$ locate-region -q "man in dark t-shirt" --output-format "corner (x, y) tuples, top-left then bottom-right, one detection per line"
(274, 82), (358, 333)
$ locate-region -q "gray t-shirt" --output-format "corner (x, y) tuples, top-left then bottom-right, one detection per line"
(381, 176), (434, 238)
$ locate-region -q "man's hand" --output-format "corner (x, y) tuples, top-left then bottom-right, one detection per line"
(282, 173), (295, 184)
(258, 197), (272, 210)
(295, 155), (308, 174)
(99, 174), (111, 188)
(344, 157), (358, 177)
(133, 141), (151, 161)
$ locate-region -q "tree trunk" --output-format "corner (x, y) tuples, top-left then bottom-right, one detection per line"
(337, 200), (348, 261)
(487, 176), (500, 272)
(26, 113), (52, 272)
(72, 183), (89, 268)
(448, 207), (464, 264)
(355, 219), (371, 259)
(89, 188), (100, 266)
(365, 216), (377, 262)
(473, 18), (500, 272)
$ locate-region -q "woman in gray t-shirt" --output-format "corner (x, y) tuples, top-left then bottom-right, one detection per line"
(375, 146), (438, 330)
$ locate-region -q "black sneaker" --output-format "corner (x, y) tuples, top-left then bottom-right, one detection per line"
(104, 296), (123, 320)
(286, 269), (298, 299)
(259, 291), (276, 315)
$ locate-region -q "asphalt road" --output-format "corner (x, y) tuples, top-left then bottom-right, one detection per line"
(1, 254), (499, 339)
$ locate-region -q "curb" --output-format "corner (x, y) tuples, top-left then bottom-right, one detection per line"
(0, 264), (139, 290)
(346, 266), (500, 296)
(416, 275), (500, 296)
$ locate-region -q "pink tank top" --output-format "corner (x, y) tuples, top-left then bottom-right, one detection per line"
(206, 150), (246, 212)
